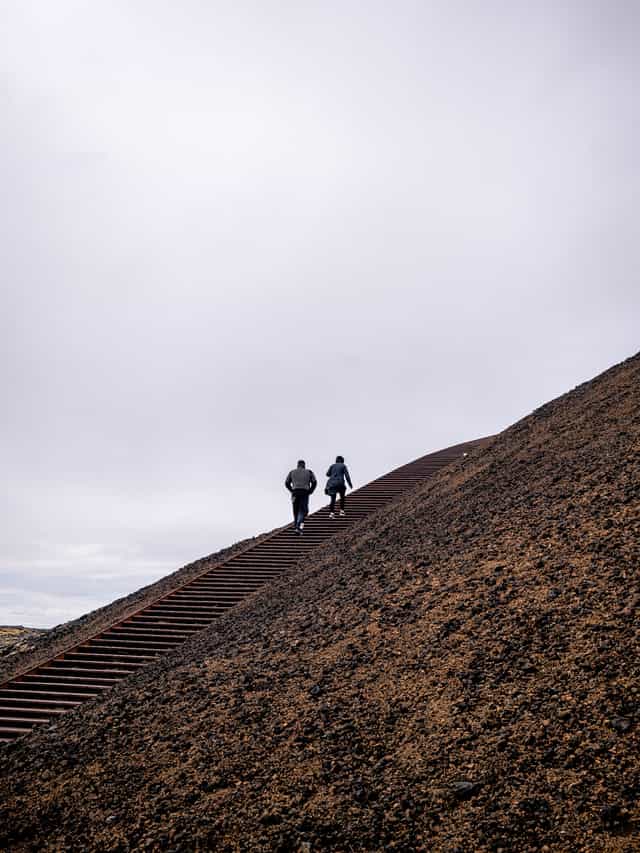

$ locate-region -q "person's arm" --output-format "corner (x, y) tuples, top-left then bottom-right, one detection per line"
(344, 466), (353, 489)
(309, 471), (317, 494)
(326, 466), (332, 477)
(285, 472), (293, 492)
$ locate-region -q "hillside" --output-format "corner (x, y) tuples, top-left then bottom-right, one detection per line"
(1, 352), (639, 852)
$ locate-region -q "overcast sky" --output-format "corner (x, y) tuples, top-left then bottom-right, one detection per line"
(2, 1), (639, 628)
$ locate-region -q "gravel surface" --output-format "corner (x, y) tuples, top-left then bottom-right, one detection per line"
(1, 351), (639, 852)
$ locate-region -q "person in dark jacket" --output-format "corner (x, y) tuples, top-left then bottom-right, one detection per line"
(285, 460), (317, 534)
(325, 455), (353, 518)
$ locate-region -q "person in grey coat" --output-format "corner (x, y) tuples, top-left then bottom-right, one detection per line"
(285, 460), (317, 534)
(325, 455), (353, 517)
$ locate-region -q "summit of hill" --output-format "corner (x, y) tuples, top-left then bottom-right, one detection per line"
(1, 352), (639, 853)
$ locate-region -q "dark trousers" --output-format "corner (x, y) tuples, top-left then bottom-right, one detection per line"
(329, 487), (346, 512)
(292, 490), (309, 528)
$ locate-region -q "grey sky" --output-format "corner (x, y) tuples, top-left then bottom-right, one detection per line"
(2, 1), (639, 627)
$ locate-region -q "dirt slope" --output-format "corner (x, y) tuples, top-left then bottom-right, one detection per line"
(1, 352), (639, 853)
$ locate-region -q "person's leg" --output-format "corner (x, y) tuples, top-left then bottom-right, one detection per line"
(329, 492), (336, 514)
(293, 493), (303, 529)
(339, 487), (346, 513)
(300, 493), (309, 526)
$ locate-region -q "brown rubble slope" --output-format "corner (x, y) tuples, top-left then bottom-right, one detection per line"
(1, 352), (639, 853)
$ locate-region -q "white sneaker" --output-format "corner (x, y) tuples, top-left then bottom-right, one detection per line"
(299, 522), (304, 531)
(329, 512), (335, 518)
(339, 510), (346, 516)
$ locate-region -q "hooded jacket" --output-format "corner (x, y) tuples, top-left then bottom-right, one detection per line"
(325, 462), (352, 493)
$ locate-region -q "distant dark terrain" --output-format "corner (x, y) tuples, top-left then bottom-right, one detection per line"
(0, 627), (45, 657)
(1, 352), (639, 852)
